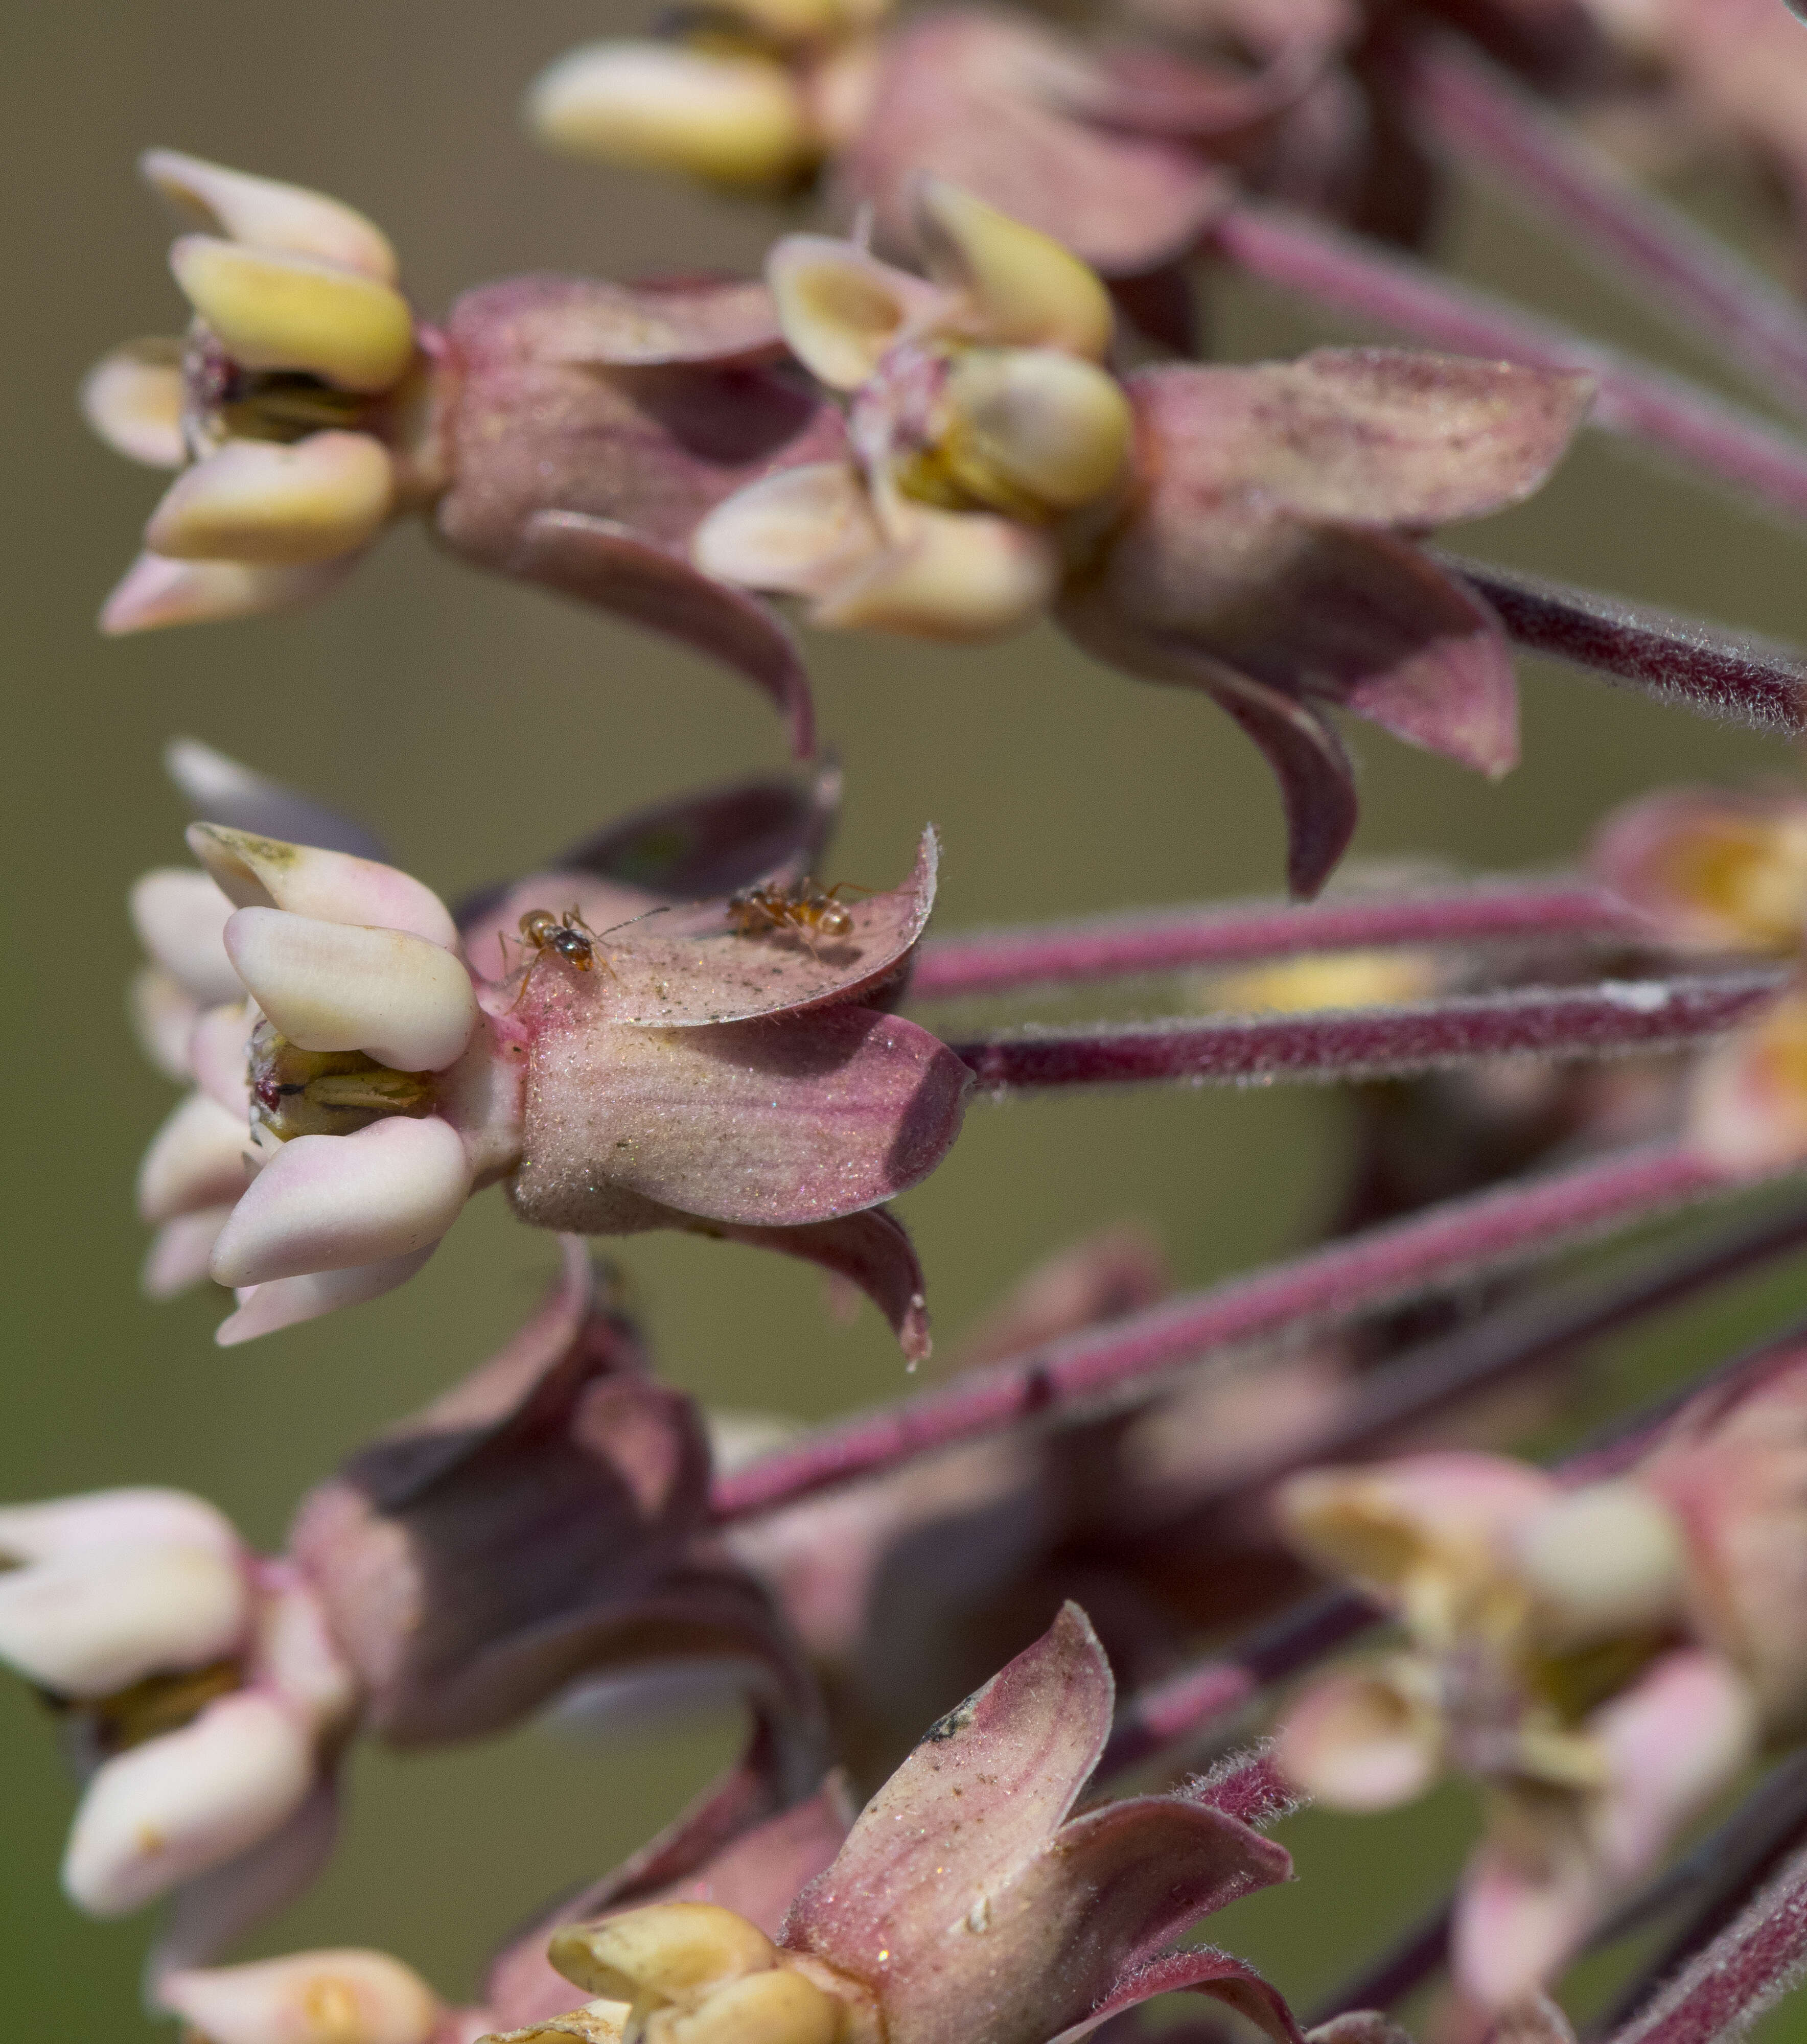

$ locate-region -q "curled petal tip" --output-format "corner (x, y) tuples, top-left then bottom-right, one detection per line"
(223, 907), (476, 1069)
(145, 431), (394, 567)
(79, 338), (186, 468)
(914, 177), (1114, 359)
(99, 550), (357, 634)
(813, 506), (1058, 638)
(215, 1243), (437, 1345)
(169, 234), (415, 393)
(62, 1692), (313, 1917)
(526, 42), (815, 187)
(140, 149), (400, 281)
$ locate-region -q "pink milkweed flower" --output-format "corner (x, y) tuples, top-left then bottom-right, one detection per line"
(0, 1486), (354, 1931)
(482, 1604), (1303, 2044)
(1272, 1450), (1760, 2009)
(695, 182), (1593, 894)
(153, 1946), (481, 2044)
(1590, 782), (1807, 1170)
(84, 155), (848, 752)
(129, 746), (968, 1354)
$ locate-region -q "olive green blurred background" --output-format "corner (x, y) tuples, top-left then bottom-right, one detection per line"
(13, 3), (1807, 2031)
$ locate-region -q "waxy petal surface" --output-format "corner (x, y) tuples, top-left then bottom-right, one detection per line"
(100, 550), (359, 634)
(0, 1488), (240, 1567)
(767, 237), (947, 390)
(193, 826), (456, 945)
(80, 338), (186, 468)
(142, 150), (399, 280)
(138, 1090), (252, 1224)
(513, 1005), (968, 1229)
(156, 1948), (442, 2044)
(130, 867), (240, 1005)
(691, 461), (885, 599)
(144, 1206), (234, 1300)
(216, 1245), (437, 1346)
(145, 431), (395, 567)
(209, 1117), (472, 1286)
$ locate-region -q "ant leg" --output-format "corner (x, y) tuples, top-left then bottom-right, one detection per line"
(504, 950), (546, 1014)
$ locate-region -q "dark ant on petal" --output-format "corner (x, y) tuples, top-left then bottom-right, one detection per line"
(726, 878), (870, 951)
(504, 905), (666, 1010)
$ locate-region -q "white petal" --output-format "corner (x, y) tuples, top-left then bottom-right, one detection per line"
(152, 1786), (339, 1979)
(0, 1489), (240, 1567)
(129, 868), (239, 1005)
(130, 965), (202, 1082)
(0, 1541), (248, 1697)
(141, 149), (399, 282)
(62, 1692), (314, 1916)
(190, 824), (456, 946)
(169, 234), (415, 394)
(189, 1001), (254, 1117)
(216, 1244), (437, 1346)
(100, 550), (358, 634)
(145, 432), (395, 567)
(766, 234), (946, 389)
(813, 504), (1058, 638)
(166, 737), (387, 860)
(138, 1090), (252, 1225)
(691, 462), (883, 596)
(143, 1207), (235, 1300)
(79, 338), (186, 468)
(156, 1948), (443, 2044)
(252, 1576), (357, 1737)
(208, 1118), (470, 1287)
(223, 908), (476, 1069)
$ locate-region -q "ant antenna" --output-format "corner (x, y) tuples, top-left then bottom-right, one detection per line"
(592, 905), (669, 940)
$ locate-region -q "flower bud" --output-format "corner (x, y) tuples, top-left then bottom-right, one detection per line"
(169, 235), (416, 393)
(526, 43), (816, 188)
(145, 431), (396, 567)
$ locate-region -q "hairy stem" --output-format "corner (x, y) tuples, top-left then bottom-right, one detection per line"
(1211, 203), (1807, 527)
(1404, 40), (1807, 423)
(947, 970), (1781, 1090)
(710, 1142), (1751, 1520)
(909, 877), (1643, 1002)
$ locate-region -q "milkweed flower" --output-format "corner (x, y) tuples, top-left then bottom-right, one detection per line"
(483, 1605), (1302, 2044)
(153, 1946), (470, 2044)
(129, 748), (967, 1352)
(696, 183), (1592, 893)
(0, 1486), (352, 1925)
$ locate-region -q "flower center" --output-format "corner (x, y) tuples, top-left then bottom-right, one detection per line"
(249, 1021), (435, 1142)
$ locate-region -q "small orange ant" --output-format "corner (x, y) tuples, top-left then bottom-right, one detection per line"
(726, 878), (869, 950)
(502, 905), (664, 1009)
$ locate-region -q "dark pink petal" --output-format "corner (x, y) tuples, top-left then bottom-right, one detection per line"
(1126, 355), (1591, 528)
(1079, 38), (1327, 143)
(833, 14), (1225, 279)
(511, 512), (816, 758)
(783, 1604), (1116, 1977)
(576, 828), (939, 1026)
(532, 277), (787, 367)
(1045, 1947), (1303, 2044)
(512, 1005), (970, 1231)
(687, 1209), (934, 1365)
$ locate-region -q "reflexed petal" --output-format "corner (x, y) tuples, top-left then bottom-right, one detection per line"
(138, 1090), (252, 1225)
(130, 964), (203, 1081)
(1045, 1947), (1302, 2044)
(145, 432), (395, 567)
(63, 1692), (314, 1916)
(526, 42), (816, 187)
(166, 737), (388, 861)
(216, 1244), (437, 1345)
(511, 1005), (968, 1229)
(99, 549), (358, 634)
(130, 867), (239, 1005)
(692, 462), (885, 597)
(208, 1117), (472, 1286)
(0, 1489), (240, 1568)
(588, 827), (939, 1027)
(0, 1541), (247, 1696)
(766, 235), (947, 389)
(156, 1948), (443, 2044)
(684, 1207), (933, 1361)
(1689, 983), (1807, 1171)
(141, 149), (399, 281)
(169, 234), (415, 393)
(144, 1206), (235, 1300)
(79, 338), (186, 467)
(223, 907), (476, 1070)
(787, 1607), (1116, 1971)
(941, 347), (1131, 510)
(1452, 1842), (1605, 2015)
(813, 507), (1059, 639)
(915, 178), (1116, 359)
(1590, 786), (1807, 953)
(193, 825), (458, 947)
(1276, 1664), (1442, 1810)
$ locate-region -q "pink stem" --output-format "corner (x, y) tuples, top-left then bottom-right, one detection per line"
(709, 1141), (1743, 1520)
(1212, 202), (1807, 526)
(909, 877), (1642, 1002)
(1437, 553), (1807, 738)
(1405, 39), (1807, 422)
(947, 969), (1781, 1090)
(1606, 1842), (1807, 2044)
